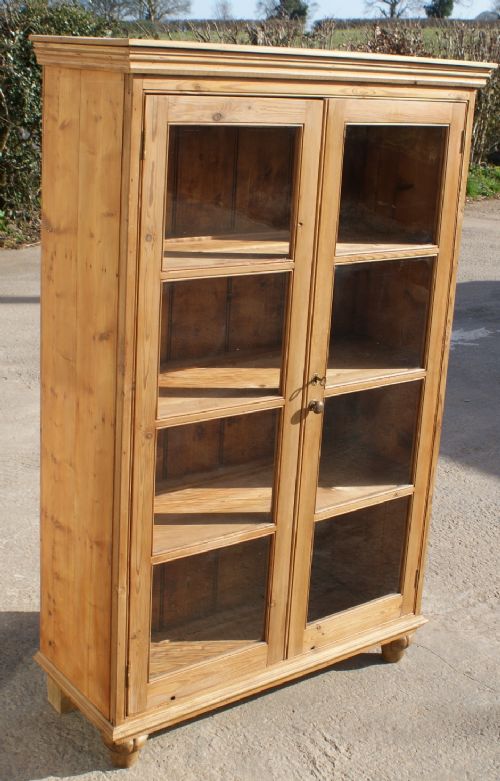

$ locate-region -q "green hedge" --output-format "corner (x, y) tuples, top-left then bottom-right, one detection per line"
(0, 8), (499, 245)
(0, 1), (118, 244)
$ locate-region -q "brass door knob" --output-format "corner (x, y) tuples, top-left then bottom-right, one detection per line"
(308, 399), (325, 414)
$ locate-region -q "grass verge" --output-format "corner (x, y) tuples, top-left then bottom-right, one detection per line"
(467, 164), (500, 199)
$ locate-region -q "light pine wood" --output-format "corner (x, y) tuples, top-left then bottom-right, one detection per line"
(335, 242), (438, 260)
(400, 100), (469, 615)
(126, 94), (169, 715)
(381, 635), (411, 663)
(163, 233), (290, 273)
(413, 97), (477, 615)
(149, 639), (258, 677)
(154, 461), (274, 521)
(31, 37), (495, 88)
(152, 516), (275, 563)
(33, 36), (492, 764)
(47, 676), (76, 714)
(110, 74), (145, 726)
(102, 735), (148, 768)
(285, 96), (464, 658)
(304, 594), (403, 652)
(39, 66), (124, 719)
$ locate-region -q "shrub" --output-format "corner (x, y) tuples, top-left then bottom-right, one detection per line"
(0, 0), (119, 245)
(0, 13), (499, 244)
(467, 163), (500, 197)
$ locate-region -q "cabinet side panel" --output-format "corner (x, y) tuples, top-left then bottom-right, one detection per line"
(40, 66), (124, 718)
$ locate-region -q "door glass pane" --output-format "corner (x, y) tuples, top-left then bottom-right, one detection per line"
(307, 499), (409, 622)
(316, 383), (422, 515)
(327, 258), (434, 387)
(154, 409), (279, 558)
(164, 126), (298, 271)
(337, 125), (447, 253)
(158, 273), (289, 419)
(150, 537), (270, 678)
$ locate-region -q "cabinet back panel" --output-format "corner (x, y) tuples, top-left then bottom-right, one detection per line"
(160, 274), (287, 365)
(319, 382), (423, 493)
(339, 125), (446, 245)
(308, 499), (409, 622)
(151, 537), (271, 654)
(156, 409), (279, 483)
(166, 126), (296, 239)
(331, 258), (434, 365)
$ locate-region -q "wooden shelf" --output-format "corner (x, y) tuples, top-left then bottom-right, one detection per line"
(315, 449), (414, 521)
(325, 339), (426, 395)
(150, 638), (261, 678)
(157, 349), (283, 422)
(152, 515), (274, 563)
(162, 232), (291, 276)
(335, 242), (438, 263)
(150, 601), (266, 678)
(153, 461), (275, 561)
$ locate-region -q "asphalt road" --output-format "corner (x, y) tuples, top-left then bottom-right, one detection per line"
(0, 199), (499, 781)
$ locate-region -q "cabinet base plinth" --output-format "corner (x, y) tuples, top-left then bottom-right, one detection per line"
(102, 735), (148, 768)
(381, 635), (411, 663)
(47, 675), (76, 714)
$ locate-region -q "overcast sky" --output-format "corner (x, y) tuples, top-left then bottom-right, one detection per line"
(187, 0), (495, 21)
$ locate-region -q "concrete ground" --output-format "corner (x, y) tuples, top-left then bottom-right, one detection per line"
(0, 200), (499, 781)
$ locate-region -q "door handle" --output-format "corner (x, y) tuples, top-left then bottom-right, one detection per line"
(308, 400), (325, 414)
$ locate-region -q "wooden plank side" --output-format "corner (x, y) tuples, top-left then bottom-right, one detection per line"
(40, 65), (82, 692)
(403, 100), (472, 614)
(110, 75), (144, 725)
(127, 95), (169, 715)
(39, 66), (124, 718)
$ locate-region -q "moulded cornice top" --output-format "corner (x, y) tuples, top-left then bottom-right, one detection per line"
(30, 35), (496, 88)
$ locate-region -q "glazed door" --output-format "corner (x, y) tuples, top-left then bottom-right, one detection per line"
(127, 94), (324, 714)
(287, 98), (467, 656)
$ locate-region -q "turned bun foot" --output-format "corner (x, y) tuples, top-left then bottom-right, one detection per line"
(103, 735), (148, 768)
(381, 635), (411, 663)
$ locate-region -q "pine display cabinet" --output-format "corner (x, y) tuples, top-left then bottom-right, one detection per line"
(32, 36), (494, 767)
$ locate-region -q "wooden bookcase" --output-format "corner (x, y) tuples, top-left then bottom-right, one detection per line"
(32, 37), (494, 767)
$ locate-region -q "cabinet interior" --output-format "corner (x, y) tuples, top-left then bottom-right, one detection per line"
(158, 274), (288, 419)
(327, 257), (434, 388)
(150, 536), (271, 677)
(163, 125), (298, 270)
(316, 382), (422, 516)
(153, 409), (280, 560)
(337, 125), (447, 254)
(307, 498), (410, 622)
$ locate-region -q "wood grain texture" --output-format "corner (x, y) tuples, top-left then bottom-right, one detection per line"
(285, 96), (460, 658)
(39, 66), (124, 718)
(31, 37), (495, 88)
(110, 74), (144, 726)
(47, 675), (76, 714)
(35, 46), (488, 753)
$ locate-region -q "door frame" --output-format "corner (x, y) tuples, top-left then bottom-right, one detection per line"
(126, 93), (325, 715)
(286, 97), (468, 657)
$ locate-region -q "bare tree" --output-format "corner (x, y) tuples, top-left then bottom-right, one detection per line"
(213, 0), (232, 19)
(125, 0), (191, 23)
(86, 0), (128, 21)
(365, 0), (421, 17)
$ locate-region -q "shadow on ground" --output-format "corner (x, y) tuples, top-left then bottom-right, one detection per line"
(0, 612), (110, 780)
(440, 281), (500, 478)
(0, 611), (385, 780)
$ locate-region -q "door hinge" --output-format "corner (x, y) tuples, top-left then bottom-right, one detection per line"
(460, 129), (466, 155)
(140, 130), (145, 161)
(414, 568), (420, 590)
